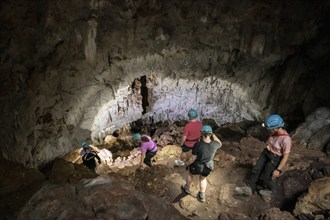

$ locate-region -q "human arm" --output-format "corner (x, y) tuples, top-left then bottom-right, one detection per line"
(180, 135), (187, 146)
(95, 153), (101, 164)
(186, 154), (197, 166)
(273, 153), (289, 177)
(139, 151), (146, 167)
(212, 133), (222, 147)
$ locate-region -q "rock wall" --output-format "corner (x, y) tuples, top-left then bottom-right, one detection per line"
(1, 0), (330, 167)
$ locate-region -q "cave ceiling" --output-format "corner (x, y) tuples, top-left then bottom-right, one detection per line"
(1, 0), (330, 167)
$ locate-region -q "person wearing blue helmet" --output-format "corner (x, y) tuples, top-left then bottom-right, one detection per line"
(132, 133), (158, 170)
(80, 142), (94, 156)
(80, 142), (101, 172)
(175, 109), (203, 166)
(234, 114), (292, 202)
(181, 125), (222, 203)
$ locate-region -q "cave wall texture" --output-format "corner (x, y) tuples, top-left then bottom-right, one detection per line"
(1, 0), (330, 167)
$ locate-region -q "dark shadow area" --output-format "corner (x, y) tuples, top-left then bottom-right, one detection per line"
(106, 139), (135, 160)
(273, 170), (313, 212)
(140, 75), (149, 115)
(172, 192), (189, 203)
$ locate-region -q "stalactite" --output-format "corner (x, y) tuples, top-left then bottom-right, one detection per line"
(84, 19), (98, 67)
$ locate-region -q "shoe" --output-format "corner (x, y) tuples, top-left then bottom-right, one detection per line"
(259, 189), (272, 202)
(197, 192), (205, 203)
(181, 185), (191, 194)
(234, 184), (252, 197)
(175, 159), (185, 166)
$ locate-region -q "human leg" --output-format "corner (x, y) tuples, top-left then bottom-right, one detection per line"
(259, 153), (281, 190)
(197, 176), (207, 202)
(175, 145), (190, 166)
(197, 167), (211, 202)
(144, 151), (156, 167)
(180, 152), (187, 162)
(235, 149), (269, 196)
(182, 172), (194, 194)
(199, 175), (207, 193)
(181, 145), (191, 162)
(245, 149), (269, 191)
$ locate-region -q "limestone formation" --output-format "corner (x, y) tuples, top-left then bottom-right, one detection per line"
(1, 0), (330, 171)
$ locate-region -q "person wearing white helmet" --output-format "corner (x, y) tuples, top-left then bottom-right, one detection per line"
(175, 109), (203, 166)
(234, 114), (292, 202)
(181, 125), (222, 202)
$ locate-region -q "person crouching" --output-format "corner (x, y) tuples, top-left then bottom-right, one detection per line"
(132, 133), (158, 170)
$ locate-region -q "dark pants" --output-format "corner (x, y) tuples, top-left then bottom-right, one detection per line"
(246, 149), (281, 191)
(144, 150), (157, 167)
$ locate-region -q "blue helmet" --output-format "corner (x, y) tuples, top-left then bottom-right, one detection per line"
(132, 133), (142, 141)
(81, 142), (89, 149)
(201, 125), (213, 134)
(188, 109), (198, 119)
(263, 114), (285, 129)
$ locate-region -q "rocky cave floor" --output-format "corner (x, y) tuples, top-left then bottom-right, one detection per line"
(1, 122), (330, 220)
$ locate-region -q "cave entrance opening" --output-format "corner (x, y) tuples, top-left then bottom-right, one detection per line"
(130, 75), (157, 136)
(140, 75), (149, 115)
(131, 75), (149, 115)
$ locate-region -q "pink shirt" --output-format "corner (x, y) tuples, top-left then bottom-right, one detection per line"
(140, 135), (157, 153)
(183, 120), (203, 147)
(266, 133), (292, 156)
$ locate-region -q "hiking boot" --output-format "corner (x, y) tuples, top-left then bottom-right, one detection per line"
(181, 185), (191, 194)
(197, 192), (205, 203)
(259, 189), (272, 202)
(175, 159), (185, 166)
(234, 184), (252, 197)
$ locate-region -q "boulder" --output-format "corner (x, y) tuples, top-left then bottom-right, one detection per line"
(17, 174), (188, 220)
(293, 177), (330, 216)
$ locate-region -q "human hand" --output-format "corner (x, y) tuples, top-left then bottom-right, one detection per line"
(137, 164), (144, 172)
(98, 160), (101, 164)
(272, 169), (280, 178)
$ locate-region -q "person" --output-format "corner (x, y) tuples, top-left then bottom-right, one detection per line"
(181, 125), (222, 202)
(175, 109), (203, 166)
(132, 133), (158, 169)
(80, 142), (94, 156)
(234, 114), (292, 201)
(81, 142), (101, 172)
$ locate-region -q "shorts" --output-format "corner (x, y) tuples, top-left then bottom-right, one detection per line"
(182, 144), (193, 153)
(189, 161), (212, 177)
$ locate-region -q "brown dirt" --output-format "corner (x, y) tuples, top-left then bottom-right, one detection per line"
(0, 135), (329, 220)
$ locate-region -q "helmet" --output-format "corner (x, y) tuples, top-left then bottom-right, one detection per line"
(132, 133), (142, 141)
(188, 109), (198, 119)
(201, 125), (213, 134)
(263, 114), (285, 129)
(81, 142), (89, 149)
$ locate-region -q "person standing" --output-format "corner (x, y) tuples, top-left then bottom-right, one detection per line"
(181, 125), (222, 202)
(175, 109), (203, 166)
(81, 142), (101, 172)
(234, 114), (292, 201)
(80, 142), (94, 156)
(132, 133), (158, 169)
